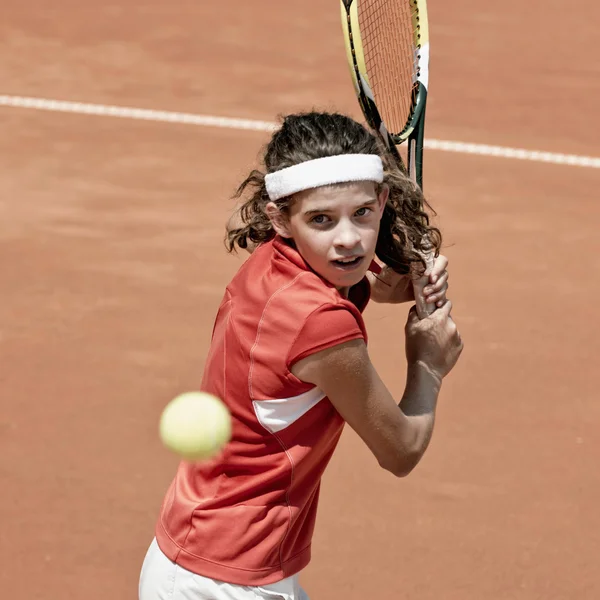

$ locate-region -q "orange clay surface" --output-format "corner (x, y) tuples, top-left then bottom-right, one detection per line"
(1, 1), (599, 598)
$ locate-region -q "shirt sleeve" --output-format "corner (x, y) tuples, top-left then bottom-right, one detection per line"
(287, 303), (366, 367)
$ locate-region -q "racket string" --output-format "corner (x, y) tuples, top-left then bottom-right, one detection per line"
(358, 0), (421, 136)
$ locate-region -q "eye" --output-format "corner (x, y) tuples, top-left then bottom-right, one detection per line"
(310, 214), (330, 225)
(355, 206), (372, 217)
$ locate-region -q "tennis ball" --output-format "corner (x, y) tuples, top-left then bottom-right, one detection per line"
(159, 391), (231, 461)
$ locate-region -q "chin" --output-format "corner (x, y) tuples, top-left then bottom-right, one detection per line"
(330, 269), (368, 290)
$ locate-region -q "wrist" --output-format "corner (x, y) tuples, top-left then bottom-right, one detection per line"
(399, 361), (442, 418)
(406, 361), (443, 394)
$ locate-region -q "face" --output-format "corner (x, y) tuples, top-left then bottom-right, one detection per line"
(267, 181), (388, 293)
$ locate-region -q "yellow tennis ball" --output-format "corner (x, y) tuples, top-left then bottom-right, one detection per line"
(159, 392), (231, 461)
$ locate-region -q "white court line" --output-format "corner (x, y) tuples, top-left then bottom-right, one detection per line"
(1, 94), (599, 169)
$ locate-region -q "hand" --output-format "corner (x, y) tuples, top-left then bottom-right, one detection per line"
(404, 300), (463, 382)
(368, 254), (450, 306)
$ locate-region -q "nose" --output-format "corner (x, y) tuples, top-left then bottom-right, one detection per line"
(333, 219), (361, 250)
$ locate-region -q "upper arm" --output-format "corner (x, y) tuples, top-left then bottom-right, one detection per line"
(290, 338), (420, 476)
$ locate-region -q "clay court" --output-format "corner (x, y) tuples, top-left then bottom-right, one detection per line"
(1, 1), (599, 598)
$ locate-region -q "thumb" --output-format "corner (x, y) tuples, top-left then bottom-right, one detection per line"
(406, 305), (420, 326)
(435, 300), (453, 318)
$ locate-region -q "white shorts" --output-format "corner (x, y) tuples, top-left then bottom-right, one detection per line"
(139, 538), (310, 600)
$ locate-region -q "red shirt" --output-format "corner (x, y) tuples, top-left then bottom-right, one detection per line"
(155, 236), (370, 585)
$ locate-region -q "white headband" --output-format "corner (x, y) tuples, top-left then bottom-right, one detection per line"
(264, 154), (384, 201)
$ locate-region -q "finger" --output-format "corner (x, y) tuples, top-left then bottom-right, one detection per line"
(455, 329), (464, 350)
(429, 255), (448, 283)
(433, 271), (449, 291)
(427, 281), (448, 301)
(423, 273), (448, 296)
(427, 290), (448, 305)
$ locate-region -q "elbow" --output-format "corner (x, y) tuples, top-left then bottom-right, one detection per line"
(378, 449), (423, 478)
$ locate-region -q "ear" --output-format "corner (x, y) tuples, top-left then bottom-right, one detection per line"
(377, 184), (389, 216)
(265, 202), (292, 238)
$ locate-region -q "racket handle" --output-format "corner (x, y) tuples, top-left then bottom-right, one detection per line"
(412, 248), (436, 320)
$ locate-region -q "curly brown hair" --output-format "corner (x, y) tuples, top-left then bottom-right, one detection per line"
(226, 111), (441, 275)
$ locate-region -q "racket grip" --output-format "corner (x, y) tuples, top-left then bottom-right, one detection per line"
(412, 248), (436, 320)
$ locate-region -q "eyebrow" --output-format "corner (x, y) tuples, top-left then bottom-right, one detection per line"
(302, 198), (378, 217)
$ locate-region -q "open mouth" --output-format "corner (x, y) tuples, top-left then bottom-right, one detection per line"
(331, 256), (364, 270)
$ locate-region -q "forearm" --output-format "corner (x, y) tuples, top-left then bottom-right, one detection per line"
(397, 362), (442, 463)
(366, 270), (413, 304)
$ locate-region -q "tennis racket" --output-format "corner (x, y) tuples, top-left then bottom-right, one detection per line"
(340, 0), (435, 318)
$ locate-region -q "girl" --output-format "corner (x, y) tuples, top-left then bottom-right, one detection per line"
(139, 111), (463, 600)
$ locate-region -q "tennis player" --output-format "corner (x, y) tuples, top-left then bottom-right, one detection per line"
(139, 111), (463, 600)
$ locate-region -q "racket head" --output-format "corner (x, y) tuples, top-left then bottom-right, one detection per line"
(340, 0), (429, 185)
